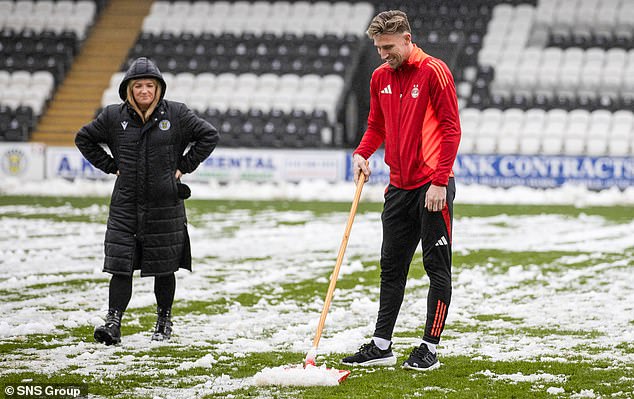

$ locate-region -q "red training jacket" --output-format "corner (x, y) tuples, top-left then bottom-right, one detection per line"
(354, 45), (462, 189)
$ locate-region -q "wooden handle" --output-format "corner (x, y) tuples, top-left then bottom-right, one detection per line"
(311, 176), (366, 349)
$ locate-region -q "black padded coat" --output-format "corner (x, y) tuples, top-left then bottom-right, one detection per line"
(75, 58), (218, 276)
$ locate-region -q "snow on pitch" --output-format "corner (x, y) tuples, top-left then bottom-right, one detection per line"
(1, 178), (634, 395)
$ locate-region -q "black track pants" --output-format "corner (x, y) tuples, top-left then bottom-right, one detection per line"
(373, 179), (455, 345)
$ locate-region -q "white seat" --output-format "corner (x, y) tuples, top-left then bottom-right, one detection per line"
(229, 90), (252, 113)
(497, 135), (520, 154)
(149, 1), (170, 15)
(0, 1), (14, 15)
(460, 108), (481, 135)
(473, 135), (497, 154)
(502, 108), (525, 125)
(142, 17), (163, 35)
(607, 138), (630, 156)
(65, 13), (91, 39)
(596, 2), (618, 31)
(585, 137), (608, 156)
(322, 74), (344, 92)
(161, 72), (175, 91)
(585, 47), (605, 63)
(54, 0), (75, 15)
(459, 135), (475, 154)
(499, 121), (522, 138)
(251, 1), (271, 18)
(480, 108), (504, 126)
(524, 108), (547, 126)
(290, 1), (312, 18)
(21, 97), (45, 116)
(271, 89), (296, 113)
(186, 93), (208, 114)
(491, 61), (517, 93)
(33, 0), (54, 15)
(182, 18), (205, 36)
(173, 73), (196, 91)
(269, 1), (291, 18)
(207, 95), (229, 113)
(612, 109), (634, 122)
(519, 133), (542, 154)
(250, 91), (274, 113)
(162, 18), (185, 36)
(4, 14), (27, 32)
(298, 74), (321, 92)
(546, 108), (569, 126)
(292, 94), (316, 114)
(169, 1), (190, 17)
(568, 109), (591, 126)
(314, 94), (338, 124)
(515, 63), (539, 92)
(108, 72), (125, 89)
(541, 136), (564, 155)
(611, 110), (634, 136)
(11, 71), (31, 87)
(563, 137), (586, 155)
(215, 73), (237, 91)
(101, 88), (121, 107)
(230, 0), (251, 17)
(13, 0), (33, 15)
(477, 119), (501, 139)
(167, 88), (188, 103)
(257, 73), (279, 91)
(190, 73), (213, 91)
(588, 109), (612, 137)
(0, 70), (11, 87)
(579, 64), (602, 93)
(311, 1), (332, 18)
(557, 64), (581, 93)
(75, 1), (96, 19)
(600, 64), (623, 96)
(236, 73), (259, 90)
(279, 74), (301, 91)
(210, 0), (232, 16)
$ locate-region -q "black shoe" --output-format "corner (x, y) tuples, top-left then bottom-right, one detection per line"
(402, 343), (440, 371)
(151, 307), (172, 341)
(341, 341), (396, 366)
(94, 309), (123, 346)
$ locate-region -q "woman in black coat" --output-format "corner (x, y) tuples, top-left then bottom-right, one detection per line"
(75, 57), (219, 345)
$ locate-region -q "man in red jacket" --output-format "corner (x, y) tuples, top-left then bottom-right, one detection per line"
(341, 10), (461, 371)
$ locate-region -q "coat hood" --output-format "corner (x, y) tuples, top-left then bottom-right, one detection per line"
(118, 57), (167, 101)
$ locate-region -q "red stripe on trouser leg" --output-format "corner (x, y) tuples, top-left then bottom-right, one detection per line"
(441, 206), (451, 244)
(430, 300), (447, 337)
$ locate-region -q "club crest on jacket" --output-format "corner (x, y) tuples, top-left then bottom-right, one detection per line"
(411, 85), (419, 98)
(159, 120), (171, 131)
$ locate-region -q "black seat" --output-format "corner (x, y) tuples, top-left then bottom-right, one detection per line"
(13, 106), (36, 132)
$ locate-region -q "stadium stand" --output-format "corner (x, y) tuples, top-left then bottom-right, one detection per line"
(0, 0), (106, 142)
(1, 0), (633, 156)
(104, 0), (375, 148)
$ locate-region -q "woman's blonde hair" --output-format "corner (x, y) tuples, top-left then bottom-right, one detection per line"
(126, 78), (162, 122)
(366, 10), (411, 39)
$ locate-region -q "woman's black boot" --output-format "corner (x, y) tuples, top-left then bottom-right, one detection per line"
(94, 309), (123, 345)
(151, 307), (172, 341)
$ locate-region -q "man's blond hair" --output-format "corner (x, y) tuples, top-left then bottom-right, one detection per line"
(366, 10), (411, 39)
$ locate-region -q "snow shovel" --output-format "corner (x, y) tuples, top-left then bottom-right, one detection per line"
(303, 174), (366, 381)
(254, 175), (366, 386)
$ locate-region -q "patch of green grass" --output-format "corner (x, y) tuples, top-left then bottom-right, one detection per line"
(474, 314), (523, 323)
(0, 335), (69, 353)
